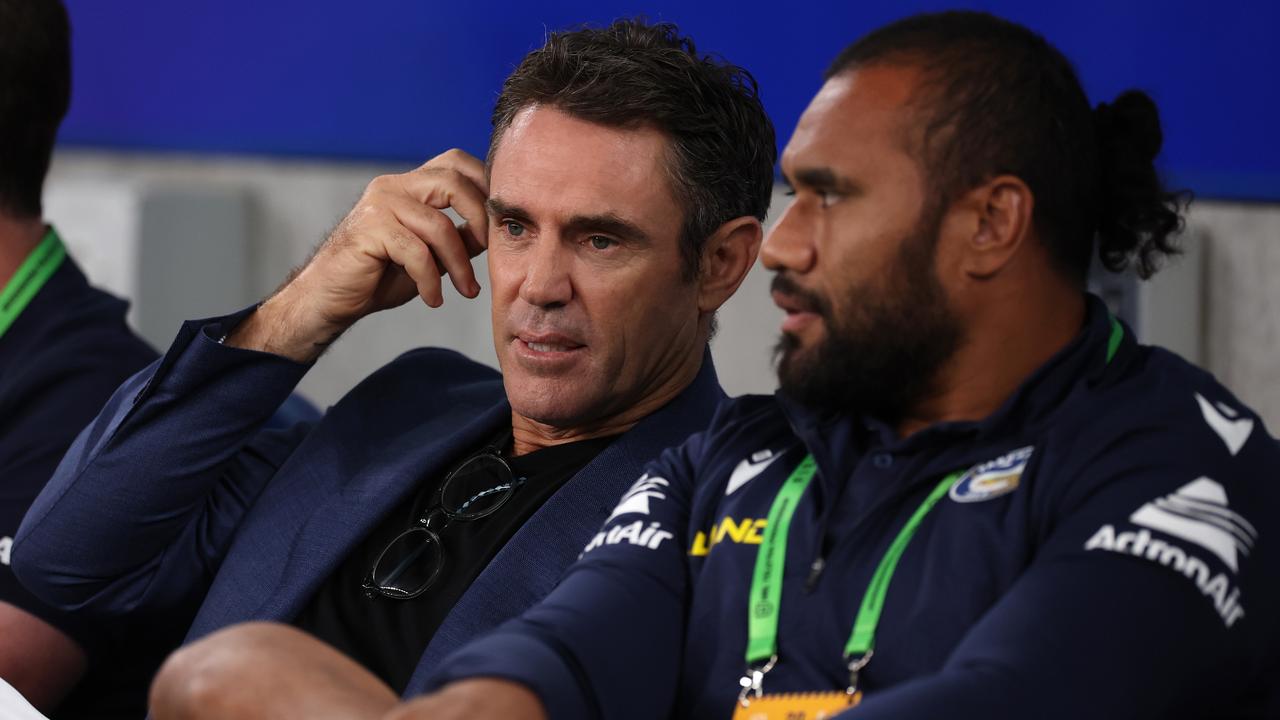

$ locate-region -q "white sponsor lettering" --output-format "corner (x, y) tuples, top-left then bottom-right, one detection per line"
(0, 536), (10, 566)
(583, 521), (675, 554)
(1085, 524), (1246, 628)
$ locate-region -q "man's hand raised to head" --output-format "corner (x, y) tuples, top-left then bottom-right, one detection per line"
(226, 149), (490, 363)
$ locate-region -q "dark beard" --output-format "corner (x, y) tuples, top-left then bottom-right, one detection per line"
(773, 210), (963, 423)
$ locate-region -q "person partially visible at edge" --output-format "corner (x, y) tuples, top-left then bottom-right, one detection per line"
(12, 17), (776, 719)
(0, 1), (161, 717)
(147, 10), (1278, 720)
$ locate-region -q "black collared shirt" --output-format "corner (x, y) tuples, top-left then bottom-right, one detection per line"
(293, 430), (617, 691)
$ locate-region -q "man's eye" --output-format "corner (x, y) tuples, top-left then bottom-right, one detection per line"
(819, 191), (842, 208)
(588, 235), (616, 250)
(505, 222), (525, 237)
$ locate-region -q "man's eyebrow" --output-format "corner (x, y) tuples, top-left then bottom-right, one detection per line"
(487, 198), (650, 244)
(485, 197), (530, 221)
(790, 167), (858, 194)
(562, 213), (651, 244)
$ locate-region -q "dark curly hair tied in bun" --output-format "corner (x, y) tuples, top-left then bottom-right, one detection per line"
(829, 10), (1188, 283)
(1094, 91), (1188, 278)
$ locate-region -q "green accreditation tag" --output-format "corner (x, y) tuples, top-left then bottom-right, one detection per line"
(0, 228), (66, 341)
(745, 453), (962, 674)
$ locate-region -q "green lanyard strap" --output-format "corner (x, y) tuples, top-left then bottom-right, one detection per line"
(0, 228), (66, 340)
(744, 453), (961, 692)
(844, 469), (959, 659)
(746, 454), (817, 662)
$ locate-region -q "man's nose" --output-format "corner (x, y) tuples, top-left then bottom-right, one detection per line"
(518, 237), (573, 308)
(760, 201), (816, 273)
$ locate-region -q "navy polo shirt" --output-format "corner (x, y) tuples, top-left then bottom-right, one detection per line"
(0, 246), (158, 719)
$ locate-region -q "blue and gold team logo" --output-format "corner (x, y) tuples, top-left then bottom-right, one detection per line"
(949, 446), (1034, 503)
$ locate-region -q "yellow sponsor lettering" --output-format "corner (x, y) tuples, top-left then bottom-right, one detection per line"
(690, 531), (711, 557)
(722, 517), (752, 543)
(688, 517), (767, 556)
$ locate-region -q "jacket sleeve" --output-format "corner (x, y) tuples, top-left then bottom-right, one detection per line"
(12, 308), (313, 619)
(842, 412), (1280, 719)
(425, 431), (708, 720)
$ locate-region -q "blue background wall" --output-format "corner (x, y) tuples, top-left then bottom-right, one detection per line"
(59, 1), (1280, 200)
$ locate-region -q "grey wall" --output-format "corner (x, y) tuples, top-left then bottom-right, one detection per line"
(1200, 202), (1280, 425)
(43, 150), (1280, 429)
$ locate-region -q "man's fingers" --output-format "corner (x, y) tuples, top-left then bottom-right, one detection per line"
(396, 167), (490, 255)
(381, 230), (444, 307)
(425, 148), (489, 195)
(411, 150), (491, 251)
(384, 196), (481, 298)
(455, 221), (487, 257)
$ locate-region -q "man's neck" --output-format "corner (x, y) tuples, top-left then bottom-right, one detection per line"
(509, 344), (705, 456)
(896, 283), (1087, 439)
(0, 216), (48, 289)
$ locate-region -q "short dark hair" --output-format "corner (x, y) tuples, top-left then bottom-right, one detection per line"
(489, 18), (777, 280)
(829, 11), (1185, 281)
(0, 0), (71, 218)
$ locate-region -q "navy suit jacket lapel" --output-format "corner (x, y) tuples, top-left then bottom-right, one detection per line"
(192, 397), (513, 634)
(262, 405), (512, 621)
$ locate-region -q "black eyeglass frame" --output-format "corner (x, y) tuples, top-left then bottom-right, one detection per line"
(362, 441), (525, 600)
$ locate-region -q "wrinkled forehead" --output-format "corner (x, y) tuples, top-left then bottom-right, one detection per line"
(488, 105), (682, 229)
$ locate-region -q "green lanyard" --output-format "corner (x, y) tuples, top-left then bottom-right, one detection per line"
(743, 454), (963, 698)
(0, 228), (66, 340)
(742, 315), (1124, 701)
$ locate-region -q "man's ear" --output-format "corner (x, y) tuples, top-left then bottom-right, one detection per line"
(944, 174), (1034, 280)
(697, 216), (763, 315)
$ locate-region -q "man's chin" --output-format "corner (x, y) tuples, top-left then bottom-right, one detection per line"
(773, 337), (814, 386)
(504, 380), (604, 431)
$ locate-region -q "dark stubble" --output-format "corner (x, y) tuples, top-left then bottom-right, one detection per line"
(773, 205), (963, 423)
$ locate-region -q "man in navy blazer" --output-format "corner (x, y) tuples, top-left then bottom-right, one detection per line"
(13, 18), (776, 716)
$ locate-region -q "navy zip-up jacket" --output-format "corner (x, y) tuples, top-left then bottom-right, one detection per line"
(430, 295), (1280, 719)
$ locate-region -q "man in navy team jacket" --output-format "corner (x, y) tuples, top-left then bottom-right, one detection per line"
(143, 11), (1278, 720)
(0, 2), (161, 717)
(13, 18), (776, 713)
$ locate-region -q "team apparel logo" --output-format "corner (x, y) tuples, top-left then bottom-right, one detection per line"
(1130, 477), (1256, 571)
(586, 474), (677, 555)
(725, 449), (780, 497)
(949, 446), (1033, 503)
(1196, 392), (1253, 456)
(605, 473), (669, 523)
(0, 536), (11, 566)
(1085, 477), (1255, 628)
